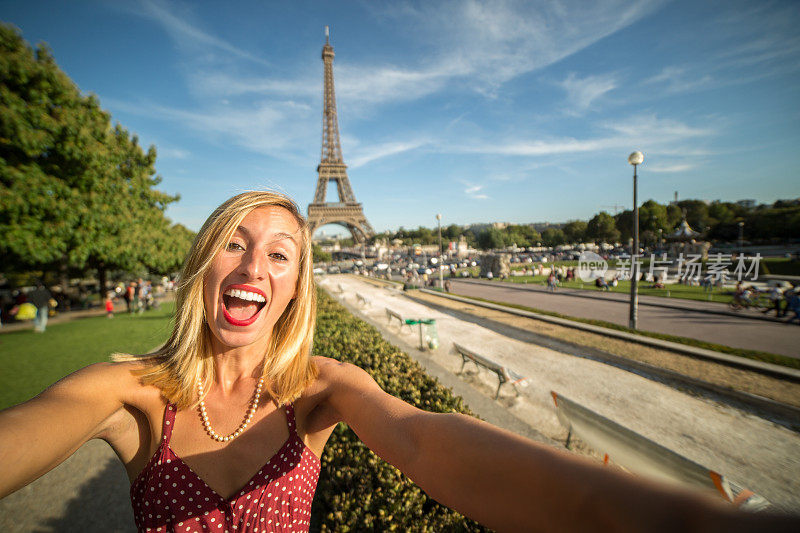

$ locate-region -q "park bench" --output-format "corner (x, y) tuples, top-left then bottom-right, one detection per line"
(385, 307), (409, 330)
(549, 391), (769, 511)
(355, 292), (371, 307)
(452, 343), (529, 399)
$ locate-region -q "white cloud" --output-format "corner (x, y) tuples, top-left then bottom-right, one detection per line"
(349, 140), (427, 168)
(107, 98), (316, 162)
(136, 0), (269, 66)
(464, 183), (490, 200)
(158, 147), (190, 159)
(389, 0), (665, 95)
(232, 0), (666, 111)
(644, 66), (715, 94)
(559, 72), (618, 114)
(444, 114), (715, 159)
(647, 164), (694, 173)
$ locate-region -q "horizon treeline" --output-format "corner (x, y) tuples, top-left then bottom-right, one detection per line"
(363, 198), (800, 250)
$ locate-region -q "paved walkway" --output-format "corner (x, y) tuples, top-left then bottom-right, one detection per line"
(447, 279), (800, 358)
(0, 440), (135, 532)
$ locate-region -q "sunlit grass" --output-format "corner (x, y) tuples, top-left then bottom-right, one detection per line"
(0, 303), (175, 410)
(503, 275), (735, 304)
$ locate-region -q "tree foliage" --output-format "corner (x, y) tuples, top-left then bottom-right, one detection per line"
(0, 24), (191, 287)
(587, 211), (620, 243)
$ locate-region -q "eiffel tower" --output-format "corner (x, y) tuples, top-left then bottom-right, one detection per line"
(307, 27), (374, 243)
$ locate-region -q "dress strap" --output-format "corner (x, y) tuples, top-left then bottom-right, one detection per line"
(284, 403), (297, 436)
(161, 403), (177, 445)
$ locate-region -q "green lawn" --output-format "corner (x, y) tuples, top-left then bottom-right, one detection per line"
(502, 275), (735, 304)
(0, 303), (175, 410)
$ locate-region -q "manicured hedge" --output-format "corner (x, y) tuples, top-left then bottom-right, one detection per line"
(311, 288), (488, 532)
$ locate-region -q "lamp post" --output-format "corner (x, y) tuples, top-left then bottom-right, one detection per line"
(436, 213), (444, 289)
(738, 221), (744, 256)
(628, 151), (644, 329)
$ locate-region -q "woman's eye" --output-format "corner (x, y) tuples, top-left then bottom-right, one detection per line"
(270, 252), (288, 261)
(226, 242), (244, 251)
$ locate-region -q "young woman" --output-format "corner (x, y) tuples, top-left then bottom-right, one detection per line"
(0, 191), (794, 532)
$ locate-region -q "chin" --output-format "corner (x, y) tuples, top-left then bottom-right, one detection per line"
(211, 322), (271, 351)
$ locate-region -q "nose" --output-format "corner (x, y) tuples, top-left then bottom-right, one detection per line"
(238, 248), (268, 280)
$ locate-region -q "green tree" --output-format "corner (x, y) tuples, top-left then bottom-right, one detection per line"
(312, 243), (332, 263)
(666, 204), (683, 229)
(562, 220), (587, 243)
(476, 227), (506, 249)
(587, 212), (620, 243)
(639, 200), (670, 245)
(0, 24), (184, 293)
(676, 199), (710, 231)
(541, 227), (566, 246)
(443, 223), (461, 241)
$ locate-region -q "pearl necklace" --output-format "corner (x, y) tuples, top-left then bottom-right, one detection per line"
(197, 376), (264, 442)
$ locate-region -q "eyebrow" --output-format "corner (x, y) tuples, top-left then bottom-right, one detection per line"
(234, 226), (300, 247)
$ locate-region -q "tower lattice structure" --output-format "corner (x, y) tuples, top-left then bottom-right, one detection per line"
(307, 28), (374, 243)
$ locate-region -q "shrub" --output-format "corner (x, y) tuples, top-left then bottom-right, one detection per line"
(311, 289), (488, 532)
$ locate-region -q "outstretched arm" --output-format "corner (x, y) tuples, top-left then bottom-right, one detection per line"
(0, 362), (129, 498)
(319, 358), (797, 532)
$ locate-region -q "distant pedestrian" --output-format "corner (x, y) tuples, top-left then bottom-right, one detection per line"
(445, 280), (451, 293)
(124, 282), (134, 313)
(134, 279), (144, 314)
(547, 272), (557, 292)
(105, 293), (115, 319)
(786, 292), (800, 325)
(27, 281), (52, 333)
(765, 286), (784, 317)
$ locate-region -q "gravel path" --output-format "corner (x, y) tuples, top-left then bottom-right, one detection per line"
(320, 275), (800, 512)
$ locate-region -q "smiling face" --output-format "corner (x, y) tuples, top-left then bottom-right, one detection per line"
(203, 206), (302, 351)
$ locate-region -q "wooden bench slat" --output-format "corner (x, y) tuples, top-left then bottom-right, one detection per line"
(452, 342), (528, 399)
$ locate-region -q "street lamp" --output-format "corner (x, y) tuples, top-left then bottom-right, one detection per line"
(628, 150), (644, 329)
(738, 221), (745, 256)
(436, 213), (444, 289)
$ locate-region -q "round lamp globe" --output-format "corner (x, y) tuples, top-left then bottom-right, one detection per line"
(628, 151), (644, 165)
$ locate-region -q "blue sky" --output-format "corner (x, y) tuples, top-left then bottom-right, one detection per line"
(2, 0), (798, 236)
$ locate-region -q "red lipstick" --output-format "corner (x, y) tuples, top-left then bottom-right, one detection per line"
(221, 284), (267, 326)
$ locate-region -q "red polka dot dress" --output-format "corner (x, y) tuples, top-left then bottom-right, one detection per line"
(130, 402), (320, 532)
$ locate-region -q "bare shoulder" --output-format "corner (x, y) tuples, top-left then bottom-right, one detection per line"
(42, 360), (160, 408)
(311, 356), (371, 389)
(49, 360), (141, 390)
(296, 357), (374, 435)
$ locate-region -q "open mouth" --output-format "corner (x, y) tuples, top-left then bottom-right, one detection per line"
(221, 285), (267, 326)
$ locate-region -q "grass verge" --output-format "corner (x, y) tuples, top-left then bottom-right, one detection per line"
(502, 275), (735, 304)
(0, 303), (175, 410)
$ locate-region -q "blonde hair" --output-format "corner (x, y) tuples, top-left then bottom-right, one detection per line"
(115, 190), (318, 408)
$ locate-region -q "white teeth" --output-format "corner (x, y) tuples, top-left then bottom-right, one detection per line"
(224, 289), (266, 303)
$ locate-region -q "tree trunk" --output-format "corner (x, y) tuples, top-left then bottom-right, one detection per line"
(98, 265), (108, 300)
(59, 256), (69, 293)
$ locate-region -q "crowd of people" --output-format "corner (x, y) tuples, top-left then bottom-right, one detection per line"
(734, 281), (800, 324)
(0, 277), (170, 330)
